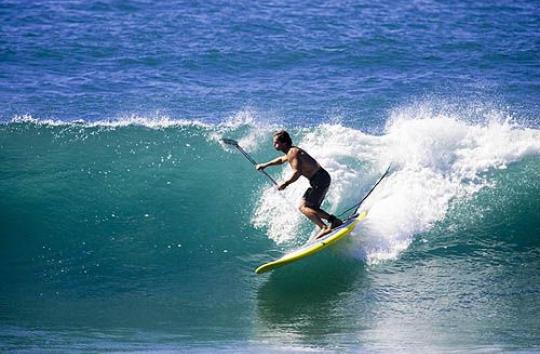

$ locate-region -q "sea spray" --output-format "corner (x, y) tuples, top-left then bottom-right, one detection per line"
(249, 103), (540, 264)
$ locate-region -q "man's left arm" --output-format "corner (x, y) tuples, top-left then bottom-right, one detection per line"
(278, 169), (301, 190)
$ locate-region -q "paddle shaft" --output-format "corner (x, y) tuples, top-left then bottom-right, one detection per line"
(338, 164), (392, 219)
(233, 144), (280, 186)
(222, 138), (299, 212)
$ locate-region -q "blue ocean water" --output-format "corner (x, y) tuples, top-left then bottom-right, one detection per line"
(1, 0), (540, 352)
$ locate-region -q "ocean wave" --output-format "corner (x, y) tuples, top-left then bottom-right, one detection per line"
(2, 103), (539, 268)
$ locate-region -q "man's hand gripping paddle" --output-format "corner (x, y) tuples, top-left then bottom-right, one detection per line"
(222, 138), (297, 211)
(221, 138), (280, 186)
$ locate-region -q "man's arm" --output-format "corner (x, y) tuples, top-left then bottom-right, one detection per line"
(256, 155), (287, 170)
(278, 169), (301, 191)
(277, 148), (301, 190)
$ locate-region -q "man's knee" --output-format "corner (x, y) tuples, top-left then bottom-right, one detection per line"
(299, 203), (316, 216)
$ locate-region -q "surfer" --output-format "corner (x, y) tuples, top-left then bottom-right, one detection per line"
(256, 130), (343, 239)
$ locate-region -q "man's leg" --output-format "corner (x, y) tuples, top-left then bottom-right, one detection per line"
(299, 201), (336, 239)
(302, 203), (343, 228)
(299, 201), (328, 229)
(301, 182), (343, 236)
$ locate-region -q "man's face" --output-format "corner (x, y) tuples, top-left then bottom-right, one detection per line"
(273, 137), (285, 151)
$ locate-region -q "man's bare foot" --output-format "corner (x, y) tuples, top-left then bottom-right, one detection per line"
(315, 226), (332, 239)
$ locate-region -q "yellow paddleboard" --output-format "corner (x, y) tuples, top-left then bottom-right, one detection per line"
(255, 210), (368, 274)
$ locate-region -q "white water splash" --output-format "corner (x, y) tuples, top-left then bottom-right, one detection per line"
(251, 103), (540, 264)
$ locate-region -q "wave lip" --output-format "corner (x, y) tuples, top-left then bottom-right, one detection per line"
(9, 114), (211, 129)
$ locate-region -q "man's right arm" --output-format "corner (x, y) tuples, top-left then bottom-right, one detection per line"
(256, 155), (287, 170)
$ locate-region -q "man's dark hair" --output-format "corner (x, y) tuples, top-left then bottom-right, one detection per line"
(273, 130), (292, 146)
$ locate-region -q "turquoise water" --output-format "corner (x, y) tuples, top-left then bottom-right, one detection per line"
(1, 117), (539, 352)
(1, 0), (540, 352)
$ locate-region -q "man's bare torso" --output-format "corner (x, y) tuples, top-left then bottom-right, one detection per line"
(287, 146), (321, 179)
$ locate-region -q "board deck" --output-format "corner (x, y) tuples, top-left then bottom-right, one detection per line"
(255, 210), (368, 274)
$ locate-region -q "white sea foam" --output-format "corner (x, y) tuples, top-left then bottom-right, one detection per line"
(11, 114), (211, 129)
(11, 114), (70, 126)
(251, 103), (540, 264)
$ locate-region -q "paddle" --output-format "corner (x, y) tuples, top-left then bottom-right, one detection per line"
(221, 138), (299, 212)
(337, 163), (393, 219)
(221, 138), (280, 186)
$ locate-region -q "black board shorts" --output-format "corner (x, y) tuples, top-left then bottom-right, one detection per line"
(302, 168), (331, 208)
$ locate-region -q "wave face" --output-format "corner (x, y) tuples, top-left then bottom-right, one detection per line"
(1, 105), (539, 350)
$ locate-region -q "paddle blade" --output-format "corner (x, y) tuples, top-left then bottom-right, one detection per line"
(221, 138), (239, 146)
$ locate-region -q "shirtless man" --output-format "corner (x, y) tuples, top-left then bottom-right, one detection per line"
(256, 130), (343, 239)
